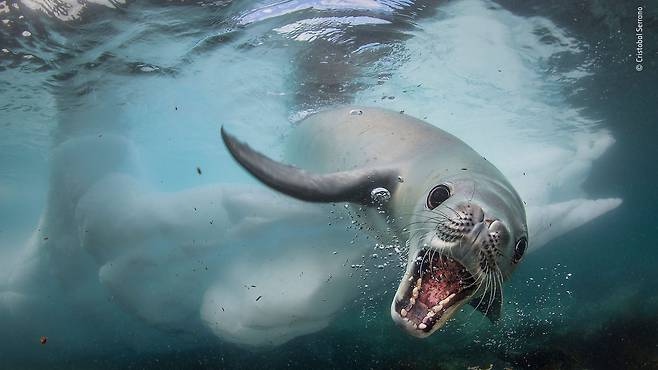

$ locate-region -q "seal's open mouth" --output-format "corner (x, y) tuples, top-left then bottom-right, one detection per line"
(393, 249), (476, 335)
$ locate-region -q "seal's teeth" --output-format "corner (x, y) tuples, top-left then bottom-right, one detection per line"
(418, 323), (427, 330)
(426, 310), (435, 318)
(416, 278), (422, 287)
(400, 308), (408, 317)
(409, 297), (415, 305)
(408, 276), (414, 282)
(439, 293), (456, 306)
(432, 304), (443, 312)
(412, 287), (419, 298)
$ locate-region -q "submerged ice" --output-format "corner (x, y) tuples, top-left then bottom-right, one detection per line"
(0, 0), (620, 356)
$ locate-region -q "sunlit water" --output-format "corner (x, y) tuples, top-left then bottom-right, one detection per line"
(0, 0), (656, 368)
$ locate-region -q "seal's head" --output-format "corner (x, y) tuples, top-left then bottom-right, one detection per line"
(391, 172), (527, 337)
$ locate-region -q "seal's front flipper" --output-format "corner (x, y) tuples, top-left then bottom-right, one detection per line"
(221, 127), (399, 205)
(468, 288), (502, 323)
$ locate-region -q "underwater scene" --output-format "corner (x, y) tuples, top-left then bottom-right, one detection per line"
(0, 0), (656, 369)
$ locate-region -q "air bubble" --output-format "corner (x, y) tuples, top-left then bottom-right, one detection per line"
(370, 187), (391, 203)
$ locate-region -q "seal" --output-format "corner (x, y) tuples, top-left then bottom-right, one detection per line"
(221, 106), (528, 337)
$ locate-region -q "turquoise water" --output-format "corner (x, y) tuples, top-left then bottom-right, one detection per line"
(0, 0), (656, 368)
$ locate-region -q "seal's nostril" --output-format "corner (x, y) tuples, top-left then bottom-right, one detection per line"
(484, 218), (494, 226)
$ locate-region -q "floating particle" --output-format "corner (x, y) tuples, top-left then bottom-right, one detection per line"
(196, 167), (202, 175)
(256, 296), (262, 301)
(138, 64), (159, 73)
(39, 336), (47, 344)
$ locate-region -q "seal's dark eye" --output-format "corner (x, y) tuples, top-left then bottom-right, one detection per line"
(513, 237), (527, 263)
(427, 184), (451, 210)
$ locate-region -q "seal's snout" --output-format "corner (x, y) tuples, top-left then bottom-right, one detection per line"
(460, 203), (485, 224)
(453, 202), (510, 257)
(447, 202), (509, 244)
(432, 202), (489, 245)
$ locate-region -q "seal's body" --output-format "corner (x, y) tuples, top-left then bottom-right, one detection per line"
(222, 106), (529, 337)
(284, 107), (519, 221)
(287, 107), (490, 174)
